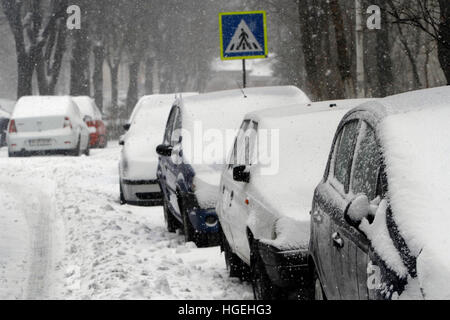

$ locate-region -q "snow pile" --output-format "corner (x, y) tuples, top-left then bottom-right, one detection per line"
(192, 165), (223, 208)
(180, 86), (310, 208)
(248, 100), (370, 250)
(0, 145), (253, 300)
(12, 96), (78, 119)
(378, 102), (450, 299)
(121, 94), (177, 180)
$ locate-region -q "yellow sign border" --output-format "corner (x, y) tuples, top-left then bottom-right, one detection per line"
(219, 11), (268, 61)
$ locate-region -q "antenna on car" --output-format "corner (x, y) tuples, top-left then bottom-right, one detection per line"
(235, 80), (247, 98)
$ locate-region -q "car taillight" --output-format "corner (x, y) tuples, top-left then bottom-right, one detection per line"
(63, 117), (72, 129)
(87, 121), (95, 127)
(9, 119), (17, 133)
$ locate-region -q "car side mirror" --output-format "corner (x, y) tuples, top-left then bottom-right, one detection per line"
(345, 194), (370, 225)
(233, 165), (250, 183)
(83, 115), (92, 123)
(156, 144), (173, 157)
(123, 123), (131, 131)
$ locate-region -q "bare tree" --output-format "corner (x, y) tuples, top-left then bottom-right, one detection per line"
(1, 0), (68, 98)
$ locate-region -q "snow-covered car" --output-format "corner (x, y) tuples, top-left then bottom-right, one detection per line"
(217, 99), (372, 300)
(119, 94), (186, 206)
(310, 86), (450, 300)
(0, 109), (10, 147)
(72, 96), (107, 148)
(156, 86), (310, 247)
(7, 96), (91, 157)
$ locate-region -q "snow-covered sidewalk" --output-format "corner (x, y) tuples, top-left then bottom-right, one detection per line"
(0, 145), (252, 300)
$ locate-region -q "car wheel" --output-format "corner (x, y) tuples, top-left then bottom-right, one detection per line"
(221, 230), (250, 280)
(179, 196), (195, 243)
(72, 137), (81, 157)
(119, 182), (126, 205)
(314, 270), (326, 300)
(164, 199), (178, 233)
(251, 244), (284, 300)
(84, 143), (90, 156)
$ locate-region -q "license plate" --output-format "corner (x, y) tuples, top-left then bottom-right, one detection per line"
(29, 139), (52, 147)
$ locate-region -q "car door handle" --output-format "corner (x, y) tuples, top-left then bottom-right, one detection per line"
(332, 232), (344, 249)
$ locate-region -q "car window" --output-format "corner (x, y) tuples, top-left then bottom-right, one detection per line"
(163, 107), (177, 145)
(228, 120), (251, 169)
(333, 120), (360, 191)
(351, 122), (381, 200)
(171, 109), (182, 145)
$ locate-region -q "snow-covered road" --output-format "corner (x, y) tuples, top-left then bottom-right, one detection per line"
(0, 144), (252, 300)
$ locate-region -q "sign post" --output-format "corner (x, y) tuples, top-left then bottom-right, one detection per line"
(219, 11), (268, 89)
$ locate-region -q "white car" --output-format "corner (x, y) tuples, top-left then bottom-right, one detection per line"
(119, 94), (187, 206)
(217, 99), (374, 300)
(7, 96), (91, 157)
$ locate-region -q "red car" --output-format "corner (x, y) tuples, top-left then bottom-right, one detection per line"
(73, 96), (108, 148)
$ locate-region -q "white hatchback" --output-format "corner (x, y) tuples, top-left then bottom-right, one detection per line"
(7, 96), (91, 157)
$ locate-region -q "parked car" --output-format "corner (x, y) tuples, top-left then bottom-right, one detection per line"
(0, 109), (10, 147)
(217, 99), (372, 300)
(156, 86), (310, 247)
(72, 96), (107, 148)
(310, 86), (450, 300)
(7, 96), (91, 157)
(119, 94), (185, 206)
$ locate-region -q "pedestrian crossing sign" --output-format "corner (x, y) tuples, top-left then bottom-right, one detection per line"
(219, 11), (268, 60)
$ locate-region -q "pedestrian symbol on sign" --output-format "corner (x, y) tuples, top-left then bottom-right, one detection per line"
(225, 20), (263, 54)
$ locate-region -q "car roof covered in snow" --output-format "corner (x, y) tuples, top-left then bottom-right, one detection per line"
(178, 86), (310, 132)
(72, 96), (101, 120)
(345, 86), (450, 121)
(12, 96), (79, 119)
(246, 98), (373, 123)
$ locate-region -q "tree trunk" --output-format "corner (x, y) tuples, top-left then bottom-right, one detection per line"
(70, 28), (91, 96)
(438, 0), (450, 84)
(329, 0), (355, 98)
(144, 57), (153, 95)
(126, 61), (141, 116)
(93, 44), (105, 111)
(375, 1), (394, 97)
(17, 54), (34, 98)
(355, 0), (366, 98)
(110, 65), (120, 109)
(298, 0), (322, 100)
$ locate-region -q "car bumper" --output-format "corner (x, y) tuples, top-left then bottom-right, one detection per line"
(8, 132), (78, 153)
(182, 192), (220, 234)
(121, 178), (163, 206)
(257, 241), (309, 288)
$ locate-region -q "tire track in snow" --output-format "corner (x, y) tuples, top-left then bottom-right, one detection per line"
(3, 179), (59, 300)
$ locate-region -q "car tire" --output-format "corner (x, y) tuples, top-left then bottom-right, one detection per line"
(164, 199), (178, 233)
(179, 195), (195, 243)
(314, 270), (326, 300)
(100, 136), (108, 149)
(84, 143), (90, 156)
(221, 230), (251, 280)
(120, 182), (126, 205)
(72, 137), (81, 157)
(251, 244), (285, 300)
